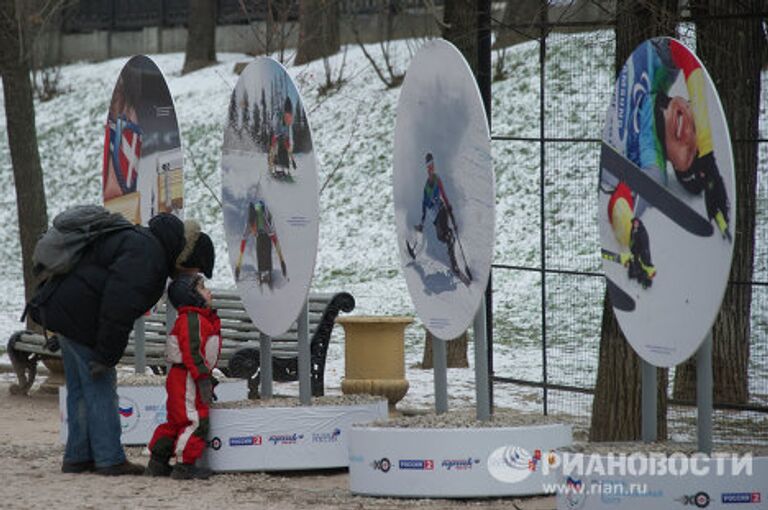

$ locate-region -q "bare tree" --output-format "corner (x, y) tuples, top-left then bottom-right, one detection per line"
(349, 1), (407, 89)
(589, 0), (676, 442)
(672, 0), (766, 405)
(0, 0), (49, 325)
(183, 0), (217, 74)
(494, 0), (545, 49)
(294, 0), (339, 65)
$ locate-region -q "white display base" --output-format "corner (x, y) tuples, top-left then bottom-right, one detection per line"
(203, 401), (389, 472)
(348, 423), (572, 498)
(556, 455), (767, 509)
(59, 381), (248, 445)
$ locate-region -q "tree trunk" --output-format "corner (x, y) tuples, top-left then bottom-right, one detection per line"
(421, 331), (469, 369)
(0, 0), (49, 327)
(294, 0), (340, 65)
(182, 0), (217, 75)
(590, 0), (676, 442)
(673, 0), (764, 405)
(494, 0), (545, 48)
(442, 0), (479, 74)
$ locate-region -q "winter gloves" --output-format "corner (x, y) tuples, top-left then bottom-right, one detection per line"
(198, 377), (214, 405)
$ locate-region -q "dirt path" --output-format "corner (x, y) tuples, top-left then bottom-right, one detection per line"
(0, 381), (555, 510)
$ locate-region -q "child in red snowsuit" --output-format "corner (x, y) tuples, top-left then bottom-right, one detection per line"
(146, 273), (221, 479)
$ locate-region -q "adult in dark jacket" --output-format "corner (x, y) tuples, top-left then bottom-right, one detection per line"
(46, 213), (185, 476)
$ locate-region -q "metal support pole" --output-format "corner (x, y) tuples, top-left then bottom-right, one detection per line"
(477, 0), (494, 415)
(538, 10), (549, 416)
(297, 299), (311, 405)
(697, 332), (713, 454)
(133, 317), (146, 374)
(433, 337), (448, 414)
(260, 332), (273, 399)
(641, 358), (657, 443)
(474, 295), (490, 421)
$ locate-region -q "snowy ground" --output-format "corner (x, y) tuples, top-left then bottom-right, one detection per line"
(1, 33), (766, 442)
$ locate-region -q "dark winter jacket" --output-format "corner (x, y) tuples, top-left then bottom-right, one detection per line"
(38, 214), (185, 366)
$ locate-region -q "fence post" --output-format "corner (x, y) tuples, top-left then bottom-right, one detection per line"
(538, 3), (548, 416)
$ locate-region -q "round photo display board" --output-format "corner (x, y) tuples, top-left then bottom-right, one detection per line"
(103, 55), (184, 224)
(221, 57), (320, 337)
(599, 37), (735, 367)
(393, 39), (494, 341)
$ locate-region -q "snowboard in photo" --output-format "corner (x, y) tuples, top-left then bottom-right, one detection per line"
(102, 55), (183, 224)
(598, 37), (735, 367)
(221, 57), (319, 338)
(393, 39), (494, 341)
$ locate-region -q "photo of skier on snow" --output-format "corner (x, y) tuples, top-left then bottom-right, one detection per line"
(234, 199), (288, 288)
(599, 36), (735, 367)
(221, 57), (319, 338)
(268, 96), (298, 180)
(408, 152), (472, 285)
(601, 37), (732, 291)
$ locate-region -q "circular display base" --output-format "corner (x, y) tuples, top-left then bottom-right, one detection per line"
(555, 454), (768, 509)
(59, 380), (249, 445)
(203, 401), (389, 472)
(349, 423), (572, 498)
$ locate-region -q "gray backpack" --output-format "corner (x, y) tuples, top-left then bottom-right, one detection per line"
(23, 205), (134, 335)
(32, 205), (134, 281)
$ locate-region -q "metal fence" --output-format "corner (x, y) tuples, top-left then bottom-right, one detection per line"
(489, 1), (768, 444)
(60, 0), (441, 32)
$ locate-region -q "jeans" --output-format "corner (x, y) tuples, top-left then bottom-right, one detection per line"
(60, 337), (125, 468)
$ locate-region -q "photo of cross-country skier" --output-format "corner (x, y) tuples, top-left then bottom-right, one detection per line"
(234, 199), (288, 288)
(599, 37), (735, 367)
(394, 39), (494, 341)
(221, 57), (319, 338)
(103, 55), (183, 225)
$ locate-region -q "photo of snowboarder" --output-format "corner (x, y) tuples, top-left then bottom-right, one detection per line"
(599, 37), (735, 367)
(102, 55), (183, 225)
(394, 39), (494, 341)
(234, 199), (288, 287)
(221, 57), (319, 338)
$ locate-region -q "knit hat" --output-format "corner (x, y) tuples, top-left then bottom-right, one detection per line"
(176, 219), (215, 278)
(148, 213), (185, 273)
(167, 273), (207, 309)
(607, 182), (634, 248)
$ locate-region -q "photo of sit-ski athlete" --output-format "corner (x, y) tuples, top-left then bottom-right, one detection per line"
(103, 70), (142, 202)
(409, 152), (472, 285)
(268, 96), (297, 180)
(234, 199), (288, 287)
(601, 37), (731, 289)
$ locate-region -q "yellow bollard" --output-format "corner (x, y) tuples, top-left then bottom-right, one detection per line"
(337, 316), (413, 414)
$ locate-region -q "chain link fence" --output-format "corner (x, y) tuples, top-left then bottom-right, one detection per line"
(490, 0), (768, 444)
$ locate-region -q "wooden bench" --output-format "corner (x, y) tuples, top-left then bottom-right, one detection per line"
(7, 290), (355, 398)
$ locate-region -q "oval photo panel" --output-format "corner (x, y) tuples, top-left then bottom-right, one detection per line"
(221, 58), (320, 337)
(103, 55), (183, 224)
(393, 39), (494, 341)
(599, 37), (735, 367)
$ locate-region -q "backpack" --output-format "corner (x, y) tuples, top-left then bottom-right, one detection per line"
(22, 205), (134, 337)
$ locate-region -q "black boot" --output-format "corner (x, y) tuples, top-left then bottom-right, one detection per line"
(145, 456), (172, 477)
(171, 463), (212, 480)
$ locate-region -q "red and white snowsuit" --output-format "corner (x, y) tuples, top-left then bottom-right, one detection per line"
(148, 306), (221, 465)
